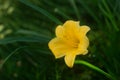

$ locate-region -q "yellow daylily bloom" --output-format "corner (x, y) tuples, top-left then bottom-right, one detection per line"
(48, 20), (90, 68)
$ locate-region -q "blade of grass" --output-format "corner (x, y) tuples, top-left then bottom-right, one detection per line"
(0, 36), (49, 44)
(16, 29), (51, 39)
(99, 0), (119, 31)
(18, 0), (62, 24)
(0, 47), (26, 69)
(78, 0), (100, 24)
(54, 8), (72, 20)
(69, 0), (80, 20)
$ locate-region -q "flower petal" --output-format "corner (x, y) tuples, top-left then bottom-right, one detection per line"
(64, 53), (76, 68)
(76, 49), (88, 55)
(79, 36), (89, 48)
(55, 25), (65, 38)
(77, 36), (89, 55)
(79, 25), (90, 38)
(63, 20), (80, 39)
(48, 38), (74, 58)
(63, 20), (79, 29)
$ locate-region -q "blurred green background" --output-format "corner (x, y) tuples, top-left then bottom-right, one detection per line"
(0, 0), (120, 80)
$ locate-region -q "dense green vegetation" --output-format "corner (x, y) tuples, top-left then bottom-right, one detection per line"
(0, 0), (120, 80)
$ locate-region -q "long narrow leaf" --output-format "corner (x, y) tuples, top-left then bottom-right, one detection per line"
(0, 47), (24, 69)
(18, 0), (62, 24)
(0, 36), (49, 44)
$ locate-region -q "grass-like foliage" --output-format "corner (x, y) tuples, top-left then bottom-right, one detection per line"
(0, 0), (120, 80)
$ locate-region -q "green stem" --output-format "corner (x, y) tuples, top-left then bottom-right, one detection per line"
(75, 60), (116, 80)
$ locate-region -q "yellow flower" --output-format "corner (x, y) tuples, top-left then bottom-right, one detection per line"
(48, 20), (90, 68)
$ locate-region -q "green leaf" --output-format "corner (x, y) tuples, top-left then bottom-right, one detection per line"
(18, 0), (62, 24)
(16, 29), (51, 39)
(69, 0), (80, 20)
(0, 36), (50, 44)
(0, 47), (23, 69)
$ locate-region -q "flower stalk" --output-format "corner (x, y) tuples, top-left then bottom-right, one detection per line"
(75, 60), (116, 80)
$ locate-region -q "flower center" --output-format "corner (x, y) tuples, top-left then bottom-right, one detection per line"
(62, 34), (80, 48)
(66, 38), (79, 48)
(72, 40), (80, 48)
